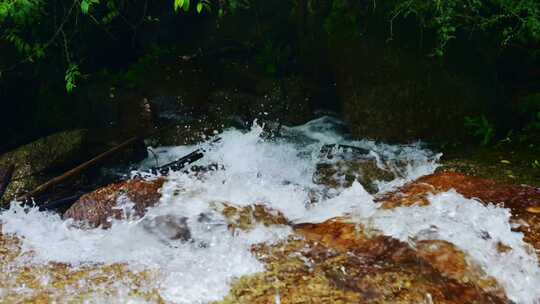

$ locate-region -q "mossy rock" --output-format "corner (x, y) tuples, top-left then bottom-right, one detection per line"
(0, 129), (87, 204)
(314, 159), (395, 194)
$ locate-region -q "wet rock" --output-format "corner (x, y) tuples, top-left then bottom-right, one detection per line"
(207, 74), (316, 128)
(207, 90), (261, 124)
(254, 76), (316, 126)
(1, 201), (516, 303)
(0, 165), (14, 200)
(220, 219), (508, 303)
(314, 159), (395, 194)
(528, 206), (540, 214)
(117, 95), (155, 138)
(216, 203), (289, 231)
(0, 230), (163, 303)
(414, 239), (502, 294)
(63, 178), (165, 228)
(83, 92), (154, 164)
(141, 214), (191, 242)
(150, 118), (224, 147)
(378, 171), (540, 210)
(439, 146), (540, 188)
(75, 81), (156, 137)
(331, 36), (495, 142)
(0, 130), (88, 205)
(378, 171), (540, 258)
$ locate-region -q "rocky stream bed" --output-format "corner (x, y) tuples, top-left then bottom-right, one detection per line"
(1, 117), (539, 304)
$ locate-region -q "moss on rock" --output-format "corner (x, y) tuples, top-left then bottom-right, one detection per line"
(0, 129), (88, 205)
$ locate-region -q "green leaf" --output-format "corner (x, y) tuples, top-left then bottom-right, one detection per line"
(81, 0), (89, 14)
(182, 0), (190, 12)
(81, 0), (99, 15)
(174, 0), (184, 12)
(65, 64), (81, 93)
(196, 2), (203, 13)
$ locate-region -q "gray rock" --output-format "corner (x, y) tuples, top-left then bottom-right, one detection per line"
(313, 158), (395, 194)
(142, 214), (191, 242)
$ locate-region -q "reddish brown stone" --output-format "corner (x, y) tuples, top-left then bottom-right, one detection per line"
(378, 172), (540, 210)
(63, 178), (165, 228)
(377, 172), (540, 258)
(290, 220), (508, 303)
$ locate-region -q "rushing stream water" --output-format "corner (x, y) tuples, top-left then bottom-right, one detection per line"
(1, 116), (540, 303)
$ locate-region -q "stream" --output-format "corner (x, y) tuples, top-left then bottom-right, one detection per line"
(1, 116), (539, 303)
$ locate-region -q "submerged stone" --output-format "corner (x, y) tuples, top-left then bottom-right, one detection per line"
(314, 159), (395, 194)
(0, 229), (163, 303)
(142, 214), (191, 242)
(217, 203), (289, 231)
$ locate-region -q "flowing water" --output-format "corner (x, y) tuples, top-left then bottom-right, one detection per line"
(1, 116), (539, 303)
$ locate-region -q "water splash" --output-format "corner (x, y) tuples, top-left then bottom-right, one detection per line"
(1, 116), (538, 303)
(370, 191), (540, 304)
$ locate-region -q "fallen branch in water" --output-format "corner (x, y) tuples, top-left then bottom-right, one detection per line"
(0, 164), (15, 200)
(18, 136), (140, 202)
(151, 137), (221, 175)
(151, 149), (205, 175)
(38, 192), (86, 211)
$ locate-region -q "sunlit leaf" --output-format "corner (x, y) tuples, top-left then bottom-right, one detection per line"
(81, 0), (89, 14)
(174, 0), (184, 12)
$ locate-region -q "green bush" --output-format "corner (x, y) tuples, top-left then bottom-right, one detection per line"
(464, 115), (495, 146)
(389, 0), (540, 56)
(0, 0), (244, 92)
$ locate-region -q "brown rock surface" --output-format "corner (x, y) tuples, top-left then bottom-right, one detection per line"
(378, 171), (540, 258)
(378, 171), (540, 210)
(314, 159), (395, 194)
(63, 178), (165, 228)
(220, 219), (508, 303)
(0, 228), (163, 303)
(5, 171), (538, 303)
(218, 203), (289, 232)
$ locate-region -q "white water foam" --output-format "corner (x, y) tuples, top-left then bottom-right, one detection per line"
(1, 116), (538, 303)
(370, 191), (540, 304)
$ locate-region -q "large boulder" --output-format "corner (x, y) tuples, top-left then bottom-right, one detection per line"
(329, 28), (497, 142)
(0, 129), (88, 205)
(0, 230), (163, 302)
(377, 171), (540, 258)
(6, 171), (540, 302)
(206, 75), (316, 127)
(222, 219), (507, 303)
(63, 178), (165, 228)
